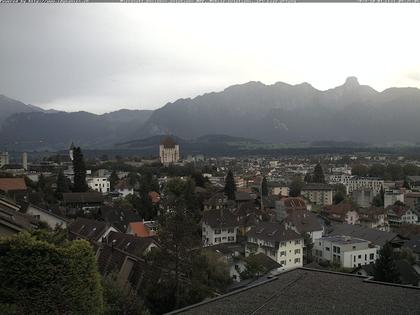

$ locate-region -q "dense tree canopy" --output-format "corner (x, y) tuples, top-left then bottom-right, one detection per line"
(0, 232), (103, 314)
(289, 176), (304, 197)
(374, 242), (400, 284)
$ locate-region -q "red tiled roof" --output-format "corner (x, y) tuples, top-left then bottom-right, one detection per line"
(128, 221), (155, 237)
(0, 178), (27, 192)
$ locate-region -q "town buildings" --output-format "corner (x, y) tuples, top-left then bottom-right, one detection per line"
(301, 183), (334, 206)
(202, 208), (239, 246)
(87, 176), (110, 194)
(313, 235), (378, 268)
(246, 221), (303, 270)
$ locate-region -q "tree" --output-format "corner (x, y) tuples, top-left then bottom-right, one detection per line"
(261, 176), (268, 197)
(109, 170), (119, 191)
(304, 173), (312, 183)
(102, 273), (149, 315)
(289, 176), (303, 197)
(224, 170), (236, 200)
(303, 233), (314, 264)
(351, 164), (369, 177)
(374, 242), (400, 283)
(312, 163), (325, 183)
(191, 172), (206, 188)
(55, 169), (70, 200)
(333, 191), (345, 205)
(72, 147), (88, 192)
(0, 231), (103, 314)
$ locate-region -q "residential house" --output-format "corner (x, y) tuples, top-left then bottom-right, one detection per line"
(384, 190), (405, 208)
(68, 217), (118, 242)
(127, 221), (158, 237)
(313, 235), (378, 268)
(283, 210), (324, 243)
(246, 221), (303, 270)
(268, 182), (289, 197)
(407, 176), (420, 191)
(203, 192), (234, 211)
(358, 206), (389, 231)
(0, 197), (38, 236)
(301, 183), (334, 206)
(98, 205), (141, 233)
(0, 177), (27, 202)
(104, 230), (159, 257)
(22, 203), (69, 229)
(387, 205), (419, 227)
(322, 201), (360, 225)
(275, 197), (307, 221)
(233, 201), (262, 236)
(202, 208), (239, 247)
(62, 192), (104, 215)
(114, 180), (134, 198)
(405, 192), (420, 209)
(87, 177), (110, 194)
(351, 189), (374, 208)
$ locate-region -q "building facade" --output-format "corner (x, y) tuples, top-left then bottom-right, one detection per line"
(313, 235), (378, 268)
(87, 177), (111, 194)
(159, 136), (180, 166)
(301, 183), (334, 206)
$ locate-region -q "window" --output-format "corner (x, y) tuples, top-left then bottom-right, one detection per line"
(215, 229), (221, 234)
(280, 242), (286, 247)
(228, 228), (234, 233)
(352, 246), (356, 250)
(222, 237), (227, 240)
(358, 255), (361, 259)
(370, 253), (374, 260)
(280, 251), (286, 256)
(280, 260), (286, 265)
(326, 247), (330, 251)
(295, 249), (301, 254)
(295, 240), (300, 245)
(228, 236), (235, 242)
(294, 258), (300, 263)
(214, 237), (221, 243)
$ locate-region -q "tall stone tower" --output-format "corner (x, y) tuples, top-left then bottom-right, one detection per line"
(22, 152), (28, 170)
(159, 136), (180, 166)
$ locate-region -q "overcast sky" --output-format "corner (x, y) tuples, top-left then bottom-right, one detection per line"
(1, 4), (420, 114)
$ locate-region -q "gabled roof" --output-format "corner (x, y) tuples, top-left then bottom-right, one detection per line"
(160, 136), (177, 148)
(105, 231), (158, 257)
(280, 197), (307, 211)
(235, 191), (255, 202)
(203, 209), (238, 229)
(329, 223), (398, 247)
(284, 210), (323, 234)
(99, 206), (141, 233)
(128, 221), (156, 237)
(0, 178), (27, 191)
(302, 183), (334, 191)
(386, 205), (412, 218)
(247, 221), (301, 243)
(69, 217), (110, 241)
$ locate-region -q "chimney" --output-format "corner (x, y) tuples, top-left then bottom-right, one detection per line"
(22, 152), (28, 171)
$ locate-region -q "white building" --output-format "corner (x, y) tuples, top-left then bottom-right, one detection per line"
(202, 209), (239, 247)
(25, 204), (69, 229)
(283, 210), (324, 243)
(246, 221), (303, 270)
(313, 235), (378, 269)
(87, 177), (110, 194)
(329, 175), (383, 195)
(159, 136), (180, 166)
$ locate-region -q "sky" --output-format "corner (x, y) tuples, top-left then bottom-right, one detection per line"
(1, 4), (420, 114)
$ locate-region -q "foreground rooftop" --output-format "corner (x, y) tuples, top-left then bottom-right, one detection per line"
(169, 268), (420, 315)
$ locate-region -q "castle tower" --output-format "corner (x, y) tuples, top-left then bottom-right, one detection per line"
(159, 136), (180, 166)
(22, 152), (28, 170)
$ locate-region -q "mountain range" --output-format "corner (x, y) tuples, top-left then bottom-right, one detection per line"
(1, 77), (420, 150)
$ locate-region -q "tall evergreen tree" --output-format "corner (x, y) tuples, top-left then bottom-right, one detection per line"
(224, 170), (236, 200)
(261, 176), (268, 197)
(289, 176), (303, 197)
(312, 163), (325, 183)
(374, 242), (400, 283)
(109, 170), (119, 191)
(55, 169), (70, 200)
(72, 147), (88, 192)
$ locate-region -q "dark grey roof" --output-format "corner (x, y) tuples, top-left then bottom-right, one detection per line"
(68, 217), (110, 241)
(404, 238), (420, 254)
(329, 223), (398, 247)
(62, 192), (104, 204)
(235, 191), (254, 202)
(247, 221), (301, 243)
(247, 253), (281, 271)
(203, 209), (238, 229)
(104, 231), (157, 257)
(284, 210), (323, 234)
(99, 206), (141, 232)
(169, 268), (420, 315)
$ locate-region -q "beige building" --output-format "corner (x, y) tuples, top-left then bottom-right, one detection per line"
(159, 136), (180, 166)
(301, 183), (334, 206)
